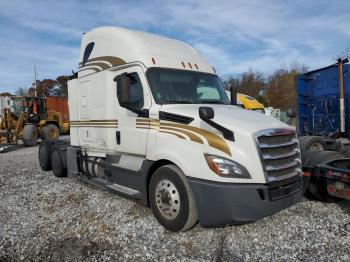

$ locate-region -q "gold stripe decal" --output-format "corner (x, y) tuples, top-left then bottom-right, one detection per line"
(161, 126), (203, 144)
(82, 62), (110, 70)
(162, 123), (231, 156)
(159, 130), (186, 139)
(78, 56), (126, 73)
(70, 120), (118, 123)
(70, 126), (117, 128)
(78, 67), (100, 73)
(136, 118), (231, 156)
(70, 119), (118, 128)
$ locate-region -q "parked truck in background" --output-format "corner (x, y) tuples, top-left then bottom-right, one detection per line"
(296, 58), (350, 201)
(39, 26), (304, 231)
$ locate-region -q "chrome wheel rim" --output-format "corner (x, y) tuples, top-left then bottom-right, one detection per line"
(155, 179), (180, 220)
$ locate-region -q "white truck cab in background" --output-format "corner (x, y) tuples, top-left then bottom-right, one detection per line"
(40, 26), (303, 232)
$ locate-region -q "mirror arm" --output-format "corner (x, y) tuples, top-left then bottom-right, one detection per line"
(200, 117), (235, 141)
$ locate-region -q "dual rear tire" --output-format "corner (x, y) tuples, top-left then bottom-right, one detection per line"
(38, 140), (67, 177)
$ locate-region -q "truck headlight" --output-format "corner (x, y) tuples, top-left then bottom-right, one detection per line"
(204, 154), (251, 179)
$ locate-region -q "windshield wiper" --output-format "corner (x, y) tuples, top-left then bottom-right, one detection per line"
(199, 100), (226, 104)
(163, 100), (193, 104)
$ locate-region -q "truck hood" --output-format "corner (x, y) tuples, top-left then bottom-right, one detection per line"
(160, 104), (291, 135)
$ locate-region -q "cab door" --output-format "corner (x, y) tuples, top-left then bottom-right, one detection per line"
(114, 66), (152, 156)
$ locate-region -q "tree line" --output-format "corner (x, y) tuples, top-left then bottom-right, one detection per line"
(15, 75), (69, 97)
(224, 64), (308, 110)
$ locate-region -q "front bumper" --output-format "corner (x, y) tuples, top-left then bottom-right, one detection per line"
(188, 175), (303, 227)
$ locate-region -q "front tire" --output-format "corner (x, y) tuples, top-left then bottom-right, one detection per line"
(149, 165), (198, 232)
(23, 124), (38, 147)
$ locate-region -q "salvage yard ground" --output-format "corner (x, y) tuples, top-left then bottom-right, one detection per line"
(0, 145), (349, 261)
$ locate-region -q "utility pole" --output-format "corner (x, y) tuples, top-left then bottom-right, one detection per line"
(33, 64), (37, 97)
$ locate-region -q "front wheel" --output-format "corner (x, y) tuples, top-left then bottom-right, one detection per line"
(149, 165), (198, 232)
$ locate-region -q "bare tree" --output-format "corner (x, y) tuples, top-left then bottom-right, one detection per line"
(15, 87), (28, 96)
(225, 69), (267, 104)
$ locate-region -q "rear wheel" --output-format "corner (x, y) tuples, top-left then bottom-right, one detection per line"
(149, 165), (198, 232)
(299, 136), (326, 153)
(23, 124), (38, 147)
(42, 124), (60, 141)
(50, 144), (67, 177)
(38, 140), (53, 171)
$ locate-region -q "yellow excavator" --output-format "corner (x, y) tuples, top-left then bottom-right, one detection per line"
(0, 96), (69, 151)
(237, 93), (265, 113)
(226, 91), (265, 113)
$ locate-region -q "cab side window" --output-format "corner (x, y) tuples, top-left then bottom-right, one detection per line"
(128, 73), (144, 109)
(117, 73), (144, 109)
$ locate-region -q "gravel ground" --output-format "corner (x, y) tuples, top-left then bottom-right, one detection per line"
(0, 145), (349, 261)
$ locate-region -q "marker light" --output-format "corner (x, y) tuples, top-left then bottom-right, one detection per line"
(343, 188), (350, 199)
(327, 184), (335, 194)
(204, 154), (251, 179)
(303, 171), (311, 177)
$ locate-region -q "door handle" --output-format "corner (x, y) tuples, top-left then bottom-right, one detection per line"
(116, 131), (121, 145)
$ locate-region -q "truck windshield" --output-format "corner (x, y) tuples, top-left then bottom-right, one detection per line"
(146, 68), (230, 105)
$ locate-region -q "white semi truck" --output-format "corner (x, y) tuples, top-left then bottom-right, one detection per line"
(39, 26), (304, 232)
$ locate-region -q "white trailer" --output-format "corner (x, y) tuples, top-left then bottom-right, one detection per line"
(39, 26), (304, 231)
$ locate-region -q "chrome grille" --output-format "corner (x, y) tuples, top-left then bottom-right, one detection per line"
(256, 129), (301, 182)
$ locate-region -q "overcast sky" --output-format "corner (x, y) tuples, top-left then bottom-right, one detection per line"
(1, 0), (350, 93)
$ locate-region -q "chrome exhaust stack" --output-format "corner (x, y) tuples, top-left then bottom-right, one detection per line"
(338, 58), (347, 134)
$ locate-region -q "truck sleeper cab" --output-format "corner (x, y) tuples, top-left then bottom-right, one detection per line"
(39, 26), (303, 232)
